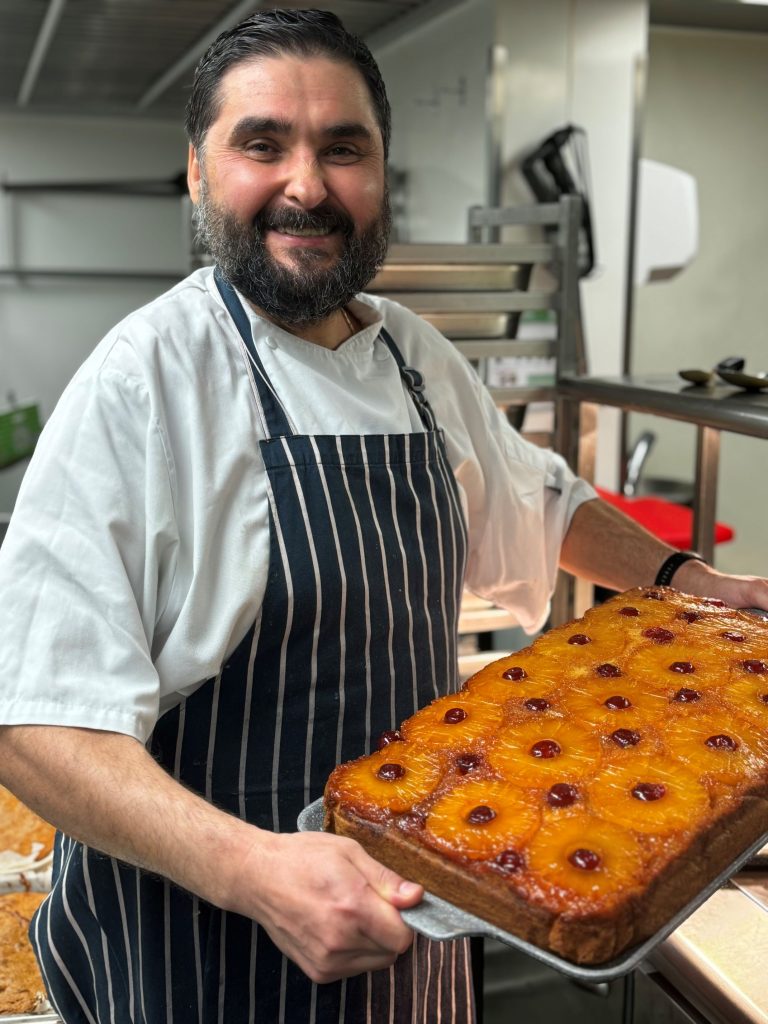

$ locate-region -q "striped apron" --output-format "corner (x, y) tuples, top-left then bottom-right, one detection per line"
(31, 270), (473, 1023)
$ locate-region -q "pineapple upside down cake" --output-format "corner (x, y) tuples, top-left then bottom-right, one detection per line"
(324, 588), (768, 965)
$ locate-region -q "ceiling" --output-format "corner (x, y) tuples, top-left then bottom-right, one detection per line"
(3, 0), (768, 124)
(650, 0), (768, 33)
(0, 0), (450, 121)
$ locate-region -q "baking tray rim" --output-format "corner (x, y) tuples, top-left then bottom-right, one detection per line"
(298, 796), (768, 984)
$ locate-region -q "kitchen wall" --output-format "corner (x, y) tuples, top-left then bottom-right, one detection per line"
(376, 0), (648, 488)
(1, 0), (648, 514)
(0, 114), (187, 510)
(631, 27), (768, 575)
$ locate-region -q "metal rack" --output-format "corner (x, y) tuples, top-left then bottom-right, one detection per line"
(556, 373), (768, 566)
(368, 195), (588, 642)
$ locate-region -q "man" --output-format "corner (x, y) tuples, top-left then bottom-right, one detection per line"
(0, 9), (765, 1024)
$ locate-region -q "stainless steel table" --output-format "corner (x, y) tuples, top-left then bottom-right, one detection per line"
(556, 373), (768, 564)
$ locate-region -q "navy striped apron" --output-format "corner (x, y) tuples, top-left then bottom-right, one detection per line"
(31, 270), (473, 1023)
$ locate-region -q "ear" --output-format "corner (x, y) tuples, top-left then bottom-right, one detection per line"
(187, 143), (201, 203)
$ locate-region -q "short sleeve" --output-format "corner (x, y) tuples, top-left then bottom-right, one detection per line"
(0, 363), (178, 742)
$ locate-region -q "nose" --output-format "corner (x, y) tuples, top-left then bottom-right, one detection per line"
(283, 153), (328, 209)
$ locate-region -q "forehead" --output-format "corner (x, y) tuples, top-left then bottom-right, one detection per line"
(211, 54), (380, 136)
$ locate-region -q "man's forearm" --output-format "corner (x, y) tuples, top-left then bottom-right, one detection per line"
(559, 497), (673, 590)
(0, 724), (254, 910)
(560, 497), (768, 609)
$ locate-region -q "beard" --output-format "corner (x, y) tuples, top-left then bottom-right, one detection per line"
(194, 178), (391, 329)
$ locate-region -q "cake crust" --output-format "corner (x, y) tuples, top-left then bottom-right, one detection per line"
(0, 891), (48, 1014)
(324, 588), (768, 965)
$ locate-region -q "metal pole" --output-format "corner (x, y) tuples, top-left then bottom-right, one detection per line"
(692, 426), (721, 563)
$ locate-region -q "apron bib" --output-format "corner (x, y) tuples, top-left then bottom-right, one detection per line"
(32, 270), (472, 1023)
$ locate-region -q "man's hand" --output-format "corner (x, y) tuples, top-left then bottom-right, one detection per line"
(229, 831), (422, 983)
(672, 560), (768, 612)
(0, 725), (422, 985)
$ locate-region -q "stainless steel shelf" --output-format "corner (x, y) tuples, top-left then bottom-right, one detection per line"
(558, 374), (768, 440)
(554, 373), (768, 578)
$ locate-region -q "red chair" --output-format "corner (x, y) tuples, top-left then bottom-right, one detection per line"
(596, 487), (735, 550)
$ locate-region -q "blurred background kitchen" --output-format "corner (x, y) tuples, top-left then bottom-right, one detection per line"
(1, 1), (767, 1022)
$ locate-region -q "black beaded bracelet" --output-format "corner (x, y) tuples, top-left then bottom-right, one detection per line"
(654, 550), (706, 587)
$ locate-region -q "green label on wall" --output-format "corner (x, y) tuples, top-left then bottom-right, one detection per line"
(0, 404), (42, 468)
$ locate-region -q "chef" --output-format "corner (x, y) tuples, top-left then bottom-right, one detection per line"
(0, 8), (766, 1024)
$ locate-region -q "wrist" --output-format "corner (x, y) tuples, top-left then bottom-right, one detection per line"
(654, 550), (707, 588)
(666, 554), (713, 594)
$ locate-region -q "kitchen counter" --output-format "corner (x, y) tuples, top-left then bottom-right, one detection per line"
(648, 872), (768, 1024)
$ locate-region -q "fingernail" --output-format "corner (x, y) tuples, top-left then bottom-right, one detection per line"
(398, 881), (421, 898)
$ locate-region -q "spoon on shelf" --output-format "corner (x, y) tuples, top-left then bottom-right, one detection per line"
(678, 356), (745, 386)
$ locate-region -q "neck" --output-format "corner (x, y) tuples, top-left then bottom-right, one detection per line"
(251, 304), (357, 349)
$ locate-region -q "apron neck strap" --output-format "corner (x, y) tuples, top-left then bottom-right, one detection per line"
(215, 268), (438, 436)
(378, 326), (439, 432)
(214, 267), (293, 438)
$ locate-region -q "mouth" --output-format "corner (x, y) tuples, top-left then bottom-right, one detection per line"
(274, 225), (335, 237)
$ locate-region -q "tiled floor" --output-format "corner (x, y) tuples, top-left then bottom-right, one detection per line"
(480, 942), (628, 1024)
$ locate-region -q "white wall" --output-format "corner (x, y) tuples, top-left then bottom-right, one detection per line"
(373, 0), (494, 242)
(497, 0), (648, 488)
(0, 114), (187, 510)
(631, 28), (768, 575)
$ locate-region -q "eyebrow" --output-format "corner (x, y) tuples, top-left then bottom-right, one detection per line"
(229, 116), (374, 145)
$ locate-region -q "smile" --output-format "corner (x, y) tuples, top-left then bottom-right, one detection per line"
(275, 226), (334, 237)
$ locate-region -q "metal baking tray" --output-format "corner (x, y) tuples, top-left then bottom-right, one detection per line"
(0, 1015), (60, 1022)
(298, 798), (768, 984)
(370, 264), (526, 292)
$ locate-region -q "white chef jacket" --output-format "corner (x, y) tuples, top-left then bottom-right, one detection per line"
(0, 267), (596, 743)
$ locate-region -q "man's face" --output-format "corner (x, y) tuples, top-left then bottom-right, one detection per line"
(188, 54), (390, 327)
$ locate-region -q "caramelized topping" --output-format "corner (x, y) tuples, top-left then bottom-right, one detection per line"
(643, 627), (675, 644)
(397, 812), (425, 830)
(611, 728), (641, 748)
(721, 631), (746, 643)
(632, 782), (666, 802)
(705, 734), (737, 751)
(596, 663), (622, 678)
(645, 591), (664, 601)
(503, 666), (527, 681)
(377, 763), (406, 781)
(524, 698), (551, 712)
(603, 695), (631, 710)
(547, 783), (579, 808)
(568, 633), (591, 646)
(703, 598), (726, 607)
(466, 805), (496, 825)
(619, 607), (639, 617)
(443, 707), (468, 724)
(569, 848), (601, 870)
(530, 739), (561, 759)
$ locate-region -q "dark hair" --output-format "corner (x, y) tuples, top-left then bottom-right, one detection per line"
(185, 8), (391, 159)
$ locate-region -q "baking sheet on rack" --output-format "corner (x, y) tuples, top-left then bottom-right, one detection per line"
(298, 798), (768, 984)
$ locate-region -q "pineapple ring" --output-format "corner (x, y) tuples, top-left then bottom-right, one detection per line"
(663, 711), (768, 785)
(526, 812), (644, 899)
(487, 719), (602, 785)
(559, 684), (668, 729)
(465, 653), (564, 703)
(424, 778), (540, 860)
(718, 680), (768, 731)
(623, 644), (724, 691)
(400, 694), (504, 750)
(326, 743), (444, 815)
(588, 757), (709, 834)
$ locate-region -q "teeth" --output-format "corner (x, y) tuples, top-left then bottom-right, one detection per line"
(277, 226), (332, 236)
